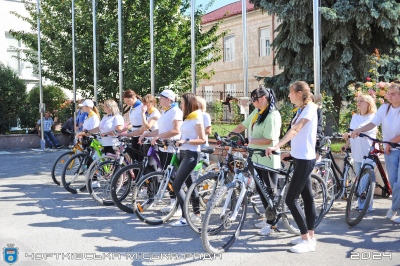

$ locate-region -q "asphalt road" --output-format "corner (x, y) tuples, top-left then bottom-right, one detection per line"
(0, 149), (399, 266)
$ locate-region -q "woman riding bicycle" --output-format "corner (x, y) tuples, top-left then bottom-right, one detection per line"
(342, 94), (377, 212)
(169, 92), (206, 227)
(351, 83), (400, 223)
(138, 89), (183, 213)
(230, 87), (281, 236)
(122, 90), (144, 161)
(266, 81), (319, 253)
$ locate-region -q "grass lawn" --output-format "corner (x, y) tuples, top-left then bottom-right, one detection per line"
(210, 124), (241, 139)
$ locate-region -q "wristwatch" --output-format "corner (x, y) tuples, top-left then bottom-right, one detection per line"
(185, 138), (190, 144)
(84, 130), (89, 134)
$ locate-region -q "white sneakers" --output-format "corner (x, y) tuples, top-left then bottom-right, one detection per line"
(393, 216), (400, 224)
(161, 199), (176, 213)
(290, 237), (316, 246)
(255, 219), (267, 229)
(170, 217), (188, 227)
(173, 207), (182, 217)
(290, 239), (316, 253)
(190, 214), (201, 223)
(386, 209), (398, 219)
(257, 225), (272, 236)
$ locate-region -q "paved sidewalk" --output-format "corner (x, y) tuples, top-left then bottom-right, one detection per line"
(0, 149), (399, 266)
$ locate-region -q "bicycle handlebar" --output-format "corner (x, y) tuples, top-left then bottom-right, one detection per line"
(348, 128), (400, 149)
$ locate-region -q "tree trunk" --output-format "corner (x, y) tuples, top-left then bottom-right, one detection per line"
(324, 92), (342, 136)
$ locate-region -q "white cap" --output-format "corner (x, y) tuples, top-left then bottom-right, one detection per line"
(79, 100), (94, 108)
(156, 89), (176, 101)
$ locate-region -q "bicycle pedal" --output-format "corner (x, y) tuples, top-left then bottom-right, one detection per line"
(271, 226), (280, 233)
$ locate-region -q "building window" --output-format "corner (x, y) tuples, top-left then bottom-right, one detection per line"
(260, 27), (271, 57)
(224, 83), (236, 98)
(203, 44), (213, 61)
(224, 35), (235, 62)
(5, 32), (38, 79)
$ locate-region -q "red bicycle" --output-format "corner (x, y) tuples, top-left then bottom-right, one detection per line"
(345, 128), (400, 226)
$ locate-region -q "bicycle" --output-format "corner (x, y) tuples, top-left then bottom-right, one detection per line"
(313, 134), (356, 214)
(110, 138), (163, 213)
(86, 136), (134, 205)
(200, 133), (327, 255)
(131, 139), (210, 225)
(345, 128), (400, 226)
(61, 133), (105, 194)
(51, 140), (84, 185)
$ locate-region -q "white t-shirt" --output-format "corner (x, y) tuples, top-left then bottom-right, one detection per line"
(157, 106), (183, 153)
(179, 110), (204, 152)
(349, 113), (376, 162)
(82, 112), (100, 131)
(99, 114), (124, 146)
(128, 101), (144, 129)
(146, 108), (161, 132)
(201, 111), (211, 143)
(290, 102), (318, 160)
(371, 104), (400, 149)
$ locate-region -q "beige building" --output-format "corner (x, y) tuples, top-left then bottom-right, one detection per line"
(198, 0), (282, 103)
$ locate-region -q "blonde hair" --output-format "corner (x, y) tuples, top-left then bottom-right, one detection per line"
(103, 99), (120, 116)
(386, 83), (400, 115)
(196, 96), (207, 112)
(142, 94), (157, 105)
(357, 94), (377, 115)
(290, 81), (314, 109)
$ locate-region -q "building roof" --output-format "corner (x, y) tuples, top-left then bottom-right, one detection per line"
(201, 0), (255, 25)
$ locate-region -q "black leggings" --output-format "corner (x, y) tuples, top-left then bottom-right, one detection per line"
(129, 137), (143, 162)
(172, 150), (200, 218)
(103, 146), (116, 155)
(285, 158), (316, 235)
(255, 167), (278, 223)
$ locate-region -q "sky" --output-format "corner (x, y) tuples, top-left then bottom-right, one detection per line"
(207, 0), (240, 12)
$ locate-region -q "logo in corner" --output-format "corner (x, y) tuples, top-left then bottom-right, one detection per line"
(3, 243), (19, 265)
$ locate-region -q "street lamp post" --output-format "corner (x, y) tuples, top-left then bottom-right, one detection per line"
(191, 0), (196, 94)
(36, 0), (45, 150)
(72, 0), (77, 137)
(313, 0), (321, 102)
(93, 0), (97, 105)
(118, 0), (123, 109)
(150, 0), (155, 95)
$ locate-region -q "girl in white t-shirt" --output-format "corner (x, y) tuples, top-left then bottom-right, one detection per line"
(91, 100), (125, 155)
(75, 99), (101, 139)
(122, 90), (144, 161)
(341, 94), (377, 212)
(169, 92), (206, 227)
(352, 83), (400, 223)
(266, 81), (319, 253)
(138, 89), (183, 212)
(196, 96), (212, 162)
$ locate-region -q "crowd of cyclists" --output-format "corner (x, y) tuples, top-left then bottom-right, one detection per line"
(54, 80), (400, 254)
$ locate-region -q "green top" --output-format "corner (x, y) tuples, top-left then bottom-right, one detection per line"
(242, 108), (281, 169)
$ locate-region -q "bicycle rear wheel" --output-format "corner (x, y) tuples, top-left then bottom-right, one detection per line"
(281, 173), (326, 235)
(132, 171), (177, 225)
(51, 151), (75, 185)
(61, 153), (88, 194)
(314, 163), (336, 214)
(201, 181), (247, 255)
(345, 167), (375, 226)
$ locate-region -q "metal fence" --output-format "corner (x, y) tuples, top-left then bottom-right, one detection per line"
(197, 90), (246, 122)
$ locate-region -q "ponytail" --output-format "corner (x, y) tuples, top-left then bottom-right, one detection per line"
(93, 106), (100, 119)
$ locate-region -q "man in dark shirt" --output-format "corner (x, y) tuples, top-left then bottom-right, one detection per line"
(61, 117), (75, 145)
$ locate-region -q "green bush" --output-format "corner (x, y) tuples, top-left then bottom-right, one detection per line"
(0, 63), (28, 134)
(20, 85), (68, 128)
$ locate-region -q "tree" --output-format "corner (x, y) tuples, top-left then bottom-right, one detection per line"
(0, 63), (28, 134)
(10, 0), (226, 102)
(251, 0), (400, 127)
(19, 85), (68, 128)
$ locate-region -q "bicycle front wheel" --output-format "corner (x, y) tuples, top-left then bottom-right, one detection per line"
(61, 153), (88, 194)
(345, 167), (375, 226)
(51, 151), (75, 185)
(201, 181), (247, 255)
(86, 160), (118, 205)
(281, 173), (326, 235)
(184, 172), (221, 234)
(132, 171), (177, 225)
